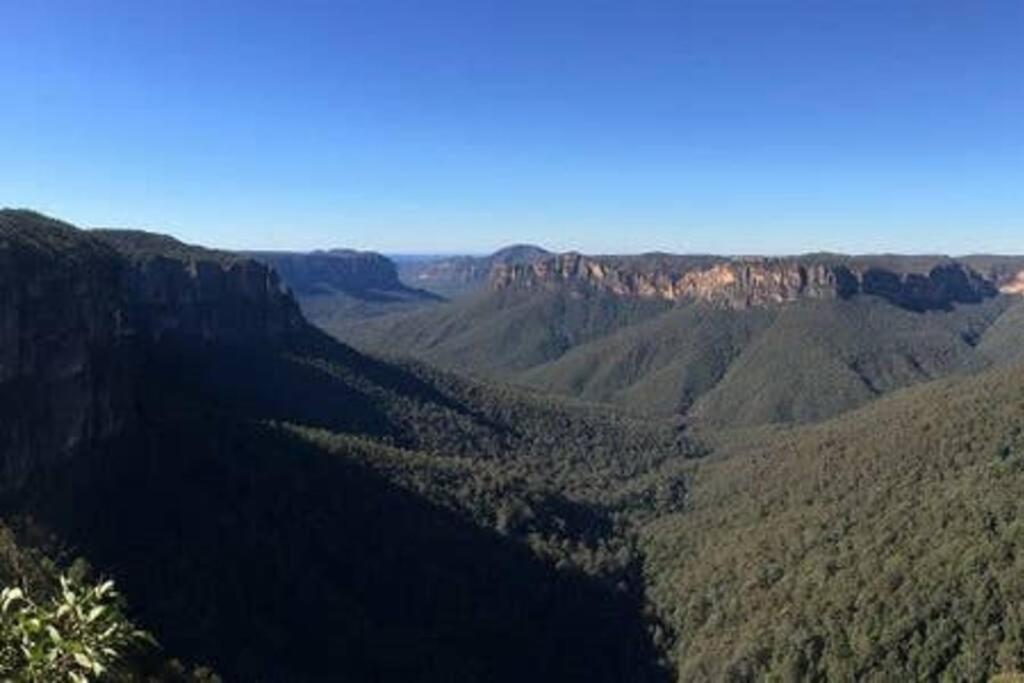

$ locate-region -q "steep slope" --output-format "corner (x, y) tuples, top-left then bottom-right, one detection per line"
(246, 248), (442, 327)
(1, 214), (305, 491)
(342, 285), (674, 375)
(640, 361), (1024, 681)
(286, 246), (1022, 427)
(7, 209), (1024, 681)
(979, 298), (1024, 366)
(0, 212), (129, 489)
(518, 295), (1011, 424)
(518, 304), (776, 415)
(962, 255), (1024, 292)
(687, 296), (1007, 426)
(2, 210), (695, 681)
(398, 243), (550, 298)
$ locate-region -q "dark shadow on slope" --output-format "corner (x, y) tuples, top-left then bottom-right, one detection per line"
(143, 338), (401, 439)
(291, 325), (472, 414)
(856, 264), (997, 312)
(145, 328), (514, 447)
(305, 283), (444, 304)
(9, 413), (670, 683)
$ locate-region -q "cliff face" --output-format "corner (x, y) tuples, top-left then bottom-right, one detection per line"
(0, 212), (130, 488)
(0, 212), (304, 489)
(491, 253), (998, 311)
(402, 244), (550, 297)
(248, 249), (408, 297)
(1000, 270), (1024, 295)
(97, 231), (304, 344)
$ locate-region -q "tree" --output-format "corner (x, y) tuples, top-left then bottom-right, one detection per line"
(0, 575), (150, 682)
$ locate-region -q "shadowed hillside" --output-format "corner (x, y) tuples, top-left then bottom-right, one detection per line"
(1, 210), (690, 681)
(247, 248), (443, 326)
(398, 244), (550, 298)
(5, 209), (1024, 682)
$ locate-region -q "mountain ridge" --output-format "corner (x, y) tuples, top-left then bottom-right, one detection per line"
(2, 211), (304, 489)
(245, 247), (443, 329)
(0, 209), (693, 680)
(490, 252), (1016, 312)
(338, 248), (1022, 427)
(4, 208), (1024, 682)
(399, 243), (551, 297)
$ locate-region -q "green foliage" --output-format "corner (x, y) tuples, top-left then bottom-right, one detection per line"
(330, 277), (1019, 427)
(688, 296), (1007, 427)
(978, 299), (1024, 366)
(519, 303), (773, 415)
(337, 286), (673, 375)
(7, 210), (1024, 682)
(9, 329), (689, 682)
(641, 362), (1024, 681)
(0, 576), (149, 682)
(15, 266), (1019, 681)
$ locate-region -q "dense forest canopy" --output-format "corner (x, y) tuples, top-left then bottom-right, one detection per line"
(2, 209), (1024, 681)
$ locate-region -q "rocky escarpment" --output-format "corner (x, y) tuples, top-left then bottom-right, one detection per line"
(997, 270), (1024, 295)
(0, 211), (304, 489)
(246, 249), (442, 330)
(95, 230), (304, 343)
(960, 256), (1024, 295)
(402, 244), (550, 297)
(0, 212), (130, 489)
(248, 249), (416, 298)
(490, 253), (999, 311)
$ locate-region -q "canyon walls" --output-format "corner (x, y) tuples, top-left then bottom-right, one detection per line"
(491, 253), (1001, 311)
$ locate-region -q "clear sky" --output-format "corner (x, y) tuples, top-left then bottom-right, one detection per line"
(1, 1), (1022, 255)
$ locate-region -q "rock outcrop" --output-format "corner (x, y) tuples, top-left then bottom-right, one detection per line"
(0, 212), (130, 488)
(403, 244), (550, 296)
(248, 249), (412, 297)
(1000, 270), (1024, 295)
(96, 231), (304, 344)
(491, 253), (998, 311)
(0, 211), (304, 489)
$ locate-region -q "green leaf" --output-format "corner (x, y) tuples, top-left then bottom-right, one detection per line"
(72, 651), (94, 669)
(1, 587), (24, 611)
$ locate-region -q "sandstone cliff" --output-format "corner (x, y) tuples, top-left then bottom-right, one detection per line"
(490, 253), (999, 311)
(0, 211), (304, 489)
(999, 270), (1024, 295)
(0, 212), (129, 488)
(402, 244), (550, 297)
(94, 230), (304, 343)
(248, 249), (410, 297)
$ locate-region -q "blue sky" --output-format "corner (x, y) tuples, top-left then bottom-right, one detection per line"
(1, 0), (1022, 254)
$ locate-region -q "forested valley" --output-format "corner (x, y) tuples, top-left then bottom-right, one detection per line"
(3, 210), (1024, 681)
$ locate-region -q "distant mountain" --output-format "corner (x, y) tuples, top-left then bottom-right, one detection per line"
(398, 243), (550, 298)
(490, 252), (1001, 311)
(247, 248), (442, 329)
(252, 248), (409, 295)
(340, 250), (1024, 427)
